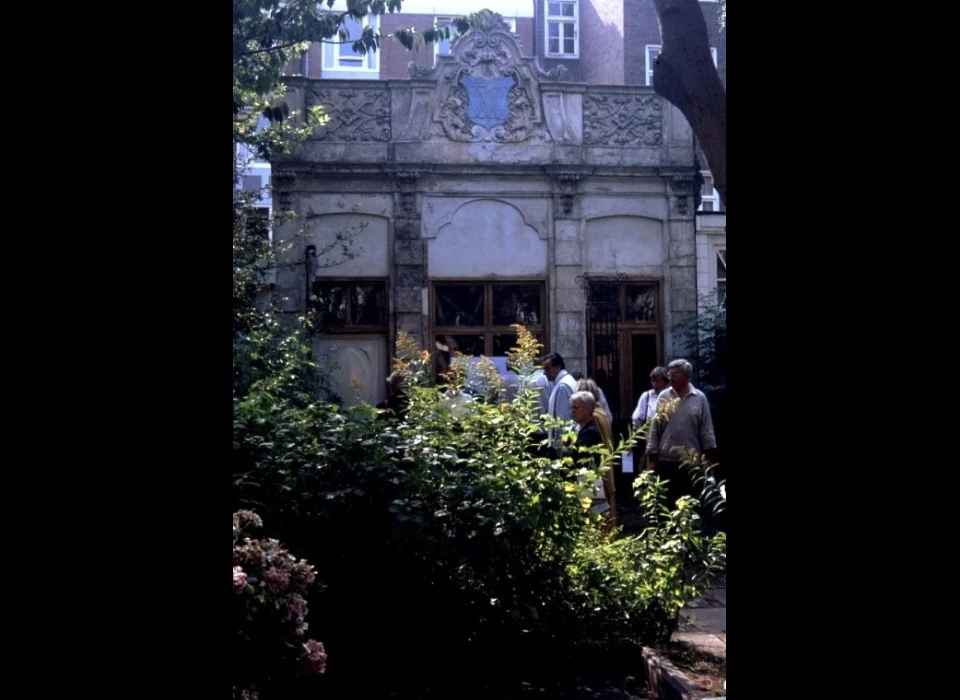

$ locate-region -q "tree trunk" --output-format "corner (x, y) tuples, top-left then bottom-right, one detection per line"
(651, 0), (726, 207)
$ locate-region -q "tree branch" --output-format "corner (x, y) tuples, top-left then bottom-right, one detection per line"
(651, 0), (726, 207)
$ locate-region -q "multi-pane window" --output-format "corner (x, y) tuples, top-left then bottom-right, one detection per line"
(646, 45), (717, 86)
(310, 280), (388, 330)
(586, 280), (660, 326)
(323, 14), (379, 72)
(546, 1), (578, 58)
(433, 282), (546, 360)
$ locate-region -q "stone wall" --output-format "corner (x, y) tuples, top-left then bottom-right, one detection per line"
(271, 11), (699, 406)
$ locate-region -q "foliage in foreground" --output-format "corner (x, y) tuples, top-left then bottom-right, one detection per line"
(233, 510), (326, 700)
(233, 324), (726, 694)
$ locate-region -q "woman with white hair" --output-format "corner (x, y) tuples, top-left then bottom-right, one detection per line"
(569, 391), (616, 524)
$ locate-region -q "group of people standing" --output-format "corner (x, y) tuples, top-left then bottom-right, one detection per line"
(631, 359), (718, 530)
(536, 353), (718, 529)
(538, 352), (618, 523)
(380, 349), (719, 530)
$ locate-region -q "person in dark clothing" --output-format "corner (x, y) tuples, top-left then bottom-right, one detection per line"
(569, 390), (615, 521)
(375, 371), (407, 419)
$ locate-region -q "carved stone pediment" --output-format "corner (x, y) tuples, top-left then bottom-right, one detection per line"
(304, 87), (391, 142)
(422, 10), (548, 143)
(583, 93), (663, 147)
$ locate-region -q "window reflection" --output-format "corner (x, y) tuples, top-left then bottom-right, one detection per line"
(625, 284), (656, 323)
(312, 283), (347, 326)
(310, 281), (386, 328)
(493, 285), (541, 327)
(435, 285), (484, 327)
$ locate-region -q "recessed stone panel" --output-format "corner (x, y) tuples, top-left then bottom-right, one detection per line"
(428, 200), (547, 277)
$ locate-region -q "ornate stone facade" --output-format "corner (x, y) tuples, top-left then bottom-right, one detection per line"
(305, 87), (392, 142)
(273, 12), (700, 411)
(582, 93), (664, 147)
(416, 10), (549, 143)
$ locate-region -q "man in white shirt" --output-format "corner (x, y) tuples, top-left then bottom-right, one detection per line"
(542, 352), (579, 446)
(525, 368), (551, 418)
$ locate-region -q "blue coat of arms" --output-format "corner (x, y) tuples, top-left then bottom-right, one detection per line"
(459, 74), (517, 129)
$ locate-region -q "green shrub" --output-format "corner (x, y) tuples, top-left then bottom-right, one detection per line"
(232, 326), (726, 692)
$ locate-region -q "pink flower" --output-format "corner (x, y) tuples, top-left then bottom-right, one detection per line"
(299, 639), (328, 675)
(233, 566), (247, 593)
(282, 593), (308, 619)
(263, 567), (290, 594)
(281, 593), (309, 635)
(290, 561), (316, 593)
(233, 510), (263, 534)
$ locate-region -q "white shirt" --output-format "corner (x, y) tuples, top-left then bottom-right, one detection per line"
(631, 388), (659, 428)
(547, 370), (579, 439)
(525, 370), (551, 417)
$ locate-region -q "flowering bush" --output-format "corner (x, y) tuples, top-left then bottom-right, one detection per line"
(233, 510), (326, 700)
(232, 326), (726, 693)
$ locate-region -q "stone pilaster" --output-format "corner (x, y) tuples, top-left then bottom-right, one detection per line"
(271, 169), (296, 214)
(393, 171), (426, 349)
(665, 175), (698, 360)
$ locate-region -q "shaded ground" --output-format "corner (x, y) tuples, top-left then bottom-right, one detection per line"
(659, 640), (726, 696)
(316, 504), (724, 700)
(404, 642), (657, 699)
(667, 584), (727, 695)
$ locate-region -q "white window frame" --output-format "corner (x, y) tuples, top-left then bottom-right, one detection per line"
(323, 14), (380, 73)
(645, 45), (659, 86)
(646, 44), (717, 86)
(715, 248), (726, 309)
(435, 15), (516, 61)
(698, 170), (721, 212)
(545, 0), (578, 59)
(434, 16), (459, 59)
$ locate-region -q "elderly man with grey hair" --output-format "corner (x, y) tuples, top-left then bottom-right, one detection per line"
(645, 358), (717, 511)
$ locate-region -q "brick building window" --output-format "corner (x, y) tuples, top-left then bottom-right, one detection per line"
(323, 14), (379, 73)
(545, 1), (578, 58)
(646, 45), (717, 86)
(433, 281), (546, 360)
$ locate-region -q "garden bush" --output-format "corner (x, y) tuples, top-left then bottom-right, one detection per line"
(233, 324), (726, 694)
